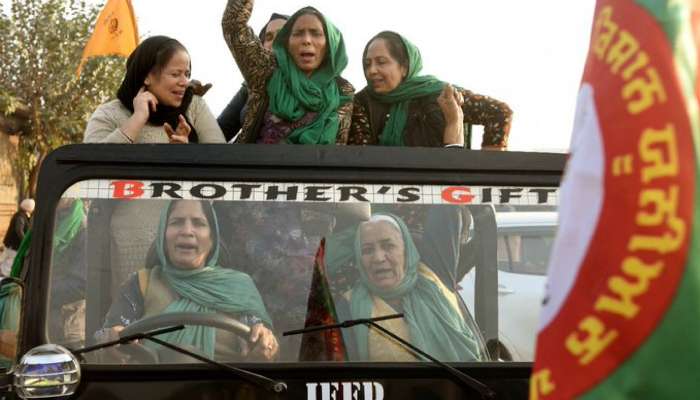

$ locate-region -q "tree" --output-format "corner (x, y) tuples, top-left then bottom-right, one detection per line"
(0, 0), (124, 198)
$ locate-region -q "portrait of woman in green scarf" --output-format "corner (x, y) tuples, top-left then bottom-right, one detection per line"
(348, 31), (512, 149)
(222, 0), (355, 144)
(343, 213), (480, 362)
(100, 200), (278, 362)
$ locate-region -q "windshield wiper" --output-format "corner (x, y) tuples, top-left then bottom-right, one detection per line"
(71, 325), (287, 394)
(284, 314), (495, 399)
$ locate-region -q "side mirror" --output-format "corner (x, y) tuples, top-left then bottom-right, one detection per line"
(0, 277), (24, 370)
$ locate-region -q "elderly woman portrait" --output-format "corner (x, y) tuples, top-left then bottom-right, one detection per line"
(349, 31), (512, 148)
(343, 213), (480, 362)
(222, 0), (354, 144)
(100, 200), (278, 362)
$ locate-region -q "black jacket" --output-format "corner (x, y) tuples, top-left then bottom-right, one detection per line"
(217, 85), (248, 142)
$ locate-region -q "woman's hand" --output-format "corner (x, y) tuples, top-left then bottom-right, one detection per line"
(133, 87), (158, 120)
(438, 84), (464, 124)
(164, 115), (191, 144)
(246, 323), (279, 361)
(438, 84), (465, 146)
(94, 325), (135, 363)
(120, 87), (158, 143)
(190, 80), (213, 97)
(0, 330), (17, 359)
(96, 325), (125, 342)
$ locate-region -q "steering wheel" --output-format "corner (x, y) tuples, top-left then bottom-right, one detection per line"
(117, 312), (252, 363)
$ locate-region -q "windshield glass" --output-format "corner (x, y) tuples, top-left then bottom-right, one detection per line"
(47, 179), (557, 364)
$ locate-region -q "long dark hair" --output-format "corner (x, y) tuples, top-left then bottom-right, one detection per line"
(116, 36), (199, 142)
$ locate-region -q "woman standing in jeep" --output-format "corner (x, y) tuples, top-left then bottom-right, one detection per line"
(349, 31), (512, 148)
(84, 36), (225, 144)
(222, 0), (354, 144)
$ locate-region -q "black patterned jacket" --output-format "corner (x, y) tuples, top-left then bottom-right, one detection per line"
(348, 87), (512, 148)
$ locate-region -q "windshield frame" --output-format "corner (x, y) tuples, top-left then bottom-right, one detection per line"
(23, 144), (565, 368)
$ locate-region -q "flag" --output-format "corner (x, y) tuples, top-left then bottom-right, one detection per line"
(76, 0), (139, 76)
(298, 239), (347, 361)
(531, 1), (700, 398)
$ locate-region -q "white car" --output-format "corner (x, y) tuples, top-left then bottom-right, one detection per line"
(459, 211), (557, 361)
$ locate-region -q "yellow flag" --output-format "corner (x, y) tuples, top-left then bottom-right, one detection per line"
(76, 0), (139, 77)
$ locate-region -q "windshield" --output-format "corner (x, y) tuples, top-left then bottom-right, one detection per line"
(47, 179), (558, 364)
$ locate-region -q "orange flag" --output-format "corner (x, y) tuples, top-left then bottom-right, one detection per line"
(76, 0), (139, 77)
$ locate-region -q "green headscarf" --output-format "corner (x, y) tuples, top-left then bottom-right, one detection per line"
(266, 7), (350, 144)
(366, 32), (446, 146)
(53, 200), (85, 255)
(0, 282), (21, 368)
(10, 230), (31, 279)
(148, 201), (272, 358)
(350, 213), (479, 362)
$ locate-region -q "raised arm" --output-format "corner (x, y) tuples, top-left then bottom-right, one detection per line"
(458, 88), (512, 149)
(221, 0), (275, 89)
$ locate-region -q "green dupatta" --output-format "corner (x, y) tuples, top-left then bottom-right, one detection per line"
(349, 213), (479, 361)
(148, 201), (271, 358)
(10, 200), (84, 278)
(367, 33), (445, 146)
(53, 200), (85, 255)
(266, 7), (350, 144)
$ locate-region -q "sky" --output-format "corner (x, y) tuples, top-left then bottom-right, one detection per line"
(2, 0), (597, 151)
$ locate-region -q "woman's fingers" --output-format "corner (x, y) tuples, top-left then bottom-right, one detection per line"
(165, 123), (183, 144)
(453, 88), (464, 106)
(97, 325), (125, 342)
(164, 119), (189, 144)
(249, 324), (262, 343)
(164, 122), (175, 137)
(248, 324), (279, 361)
(144, 91), (158, 113)
(438, 84), (463, 124)
(437, 84), (449, 103)
(133, 87), (158, 119)
(177, 115), (191, 135)
(169, 115), (191, 143)
(148, 96), (158, 113)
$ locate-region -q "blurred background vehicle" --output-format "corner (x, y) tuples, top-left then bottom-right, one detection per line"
(460, 210), (557, 361)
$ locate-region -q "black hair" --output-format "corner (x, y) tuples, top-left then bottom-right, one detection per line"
(363, 31), (409, 73)
(258, 13), (290, 41)
(117, 36), (189, 105)
(279, 7), (327, 48)
(116, 35), (200, 141)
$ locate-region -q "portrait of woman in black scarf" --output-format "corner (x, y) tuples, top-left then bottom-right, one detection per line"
(84, 35), (225, 144)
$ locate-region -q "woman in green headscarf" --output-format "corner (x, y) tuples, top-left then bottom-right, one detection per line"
(345, 213), (480, 362)
(222, 0), (354, 144)
(348, 31), (512, 149)
(100, 200), (278, 361)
